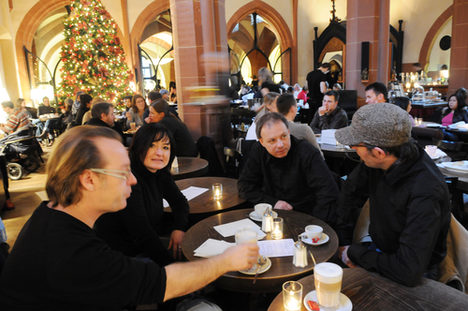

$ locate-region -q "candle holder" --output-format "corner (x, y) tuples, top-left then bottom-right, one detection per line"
(212, 183), (223, 200)
(282, 281), (303, 311)
(271, 217), (283, 240)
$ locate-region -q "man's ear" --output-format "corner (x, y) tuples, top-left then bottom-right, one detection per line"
(79, 170), (96, 192)
(378, 94), (385, 102)
(371, 147), (387, 159)
(259, 137), (264, 147)
(100, 112), (107, 120)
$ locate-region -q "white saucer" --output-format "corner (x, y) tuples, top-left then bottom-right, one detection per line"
(249, 210), (278, 222)
(300, 233), (329, 246)
(304, 290), (352, 311)
(238, 257), (272, 275)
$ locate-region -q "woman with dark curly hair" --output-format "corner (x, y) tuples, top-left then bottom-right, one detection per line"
(95, 123), (189, 265)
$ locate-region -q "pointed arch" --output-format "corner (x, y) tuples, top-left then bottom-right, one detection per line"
(227, 1), (295, 83)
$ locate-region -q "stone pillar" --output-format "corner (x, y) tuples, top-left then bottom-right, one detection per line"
(346, 0), (390, 106)
(448, 0), (468, 95)
(170, 0), (231, 158)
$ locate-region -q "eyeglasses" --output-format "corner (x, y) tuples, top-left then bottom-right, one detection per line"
(89, 168), (131, 181)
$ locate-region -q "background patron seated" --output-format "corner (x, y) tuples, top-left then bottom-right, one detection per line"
(310, 90), (348, 134)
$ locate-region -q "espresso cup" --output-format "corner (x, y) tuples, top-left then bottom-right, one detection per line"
(254, 203), (272, 218)
(314, 262), (343, 308)
(305, 225), (323, 241)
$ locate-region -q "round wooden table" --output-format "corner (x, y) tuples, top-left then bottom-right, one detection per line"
(181, 209), (338, 293)
(165, 177), (246, 214)
(170, 157), (209, 180)
(268, 267), (468, 311)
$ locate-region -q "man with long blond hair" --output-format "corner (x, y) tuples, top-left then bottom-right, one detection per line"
(0, 126), (258, 310)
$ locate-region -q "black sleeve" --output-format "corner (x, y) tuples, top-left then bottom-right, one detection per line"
(160, 171), (189, 231)
(120, 184), (173, 265)
(310, 111), (321, 133)
(238, 143), (278, 206)
(335, 163), (370, 245)
(348, 195), (447, 286)
(50, 237), (167, 307)
(301, 145), (339, 224)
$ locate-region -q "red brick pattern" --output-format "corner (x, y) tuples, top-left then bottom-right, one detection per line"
(449, 0), (468, 94)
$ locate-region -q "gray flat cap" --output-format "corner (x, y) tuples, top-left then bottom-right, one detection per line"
(335, 102), (411, 147)
(160, 89), (169, 95)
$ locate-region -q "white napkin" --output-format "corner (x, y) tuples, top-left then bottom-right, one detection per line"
(213, 218), (266, 239)
(194, 239), (235, 258)
(258, 239), (295, 257)
(163, 186), (209, 208)
(321, 129), (337, 145)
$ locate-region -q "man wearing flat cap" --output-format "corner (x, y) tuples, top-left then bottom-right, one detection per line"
(335, 103), (450, 287)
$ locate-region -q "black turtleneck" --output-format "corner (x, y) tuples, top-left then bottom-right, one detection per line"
(95, 161), (189, 266)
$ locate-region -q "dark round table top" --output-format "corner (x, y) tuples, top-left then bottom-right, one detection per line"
(268, 267), (468, 311)
(165, 177), (245, 214)
(170, 157), (209, 180)
(181, 208), (338, 293)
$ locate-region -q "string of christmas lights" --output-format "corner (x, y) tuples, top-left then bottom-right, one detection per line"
(56, 0), (132, 106)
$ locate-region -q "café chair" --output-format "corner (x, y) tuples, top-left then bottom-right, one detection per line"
(439, 214), (468, 293)
(197, 136), (224, 176)
(411, 127), (443, 148)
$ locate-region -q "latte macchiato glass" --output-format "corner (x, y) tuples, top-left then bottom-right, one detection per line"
(235, 228), (257, 244)
(314, 262), (343, 307)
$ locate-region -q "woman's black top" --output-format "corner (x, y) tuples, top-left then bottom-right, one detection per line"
(95, 161), (189, 266)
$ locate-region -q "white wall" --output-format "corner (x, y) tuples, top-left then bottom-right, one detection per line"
(127, 0), (154, 32)
(390, 0), (451, 64)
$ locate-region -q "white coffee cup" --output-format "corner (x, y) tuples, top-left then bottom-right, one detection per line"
(314, 262), (343, 308)
(305, 225), (323, 241)
(254, 203), (272, 218)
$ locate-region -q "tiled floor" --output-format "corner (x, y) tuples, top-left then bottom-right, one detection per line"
(2, 146), (50, 246)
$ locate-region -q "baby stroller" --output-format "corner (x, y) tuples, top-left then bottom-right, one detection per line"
(0, 128), (43, 180)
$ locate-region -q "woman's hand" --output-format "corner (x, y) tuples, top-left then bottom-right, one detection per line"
(168, 230), (185, 260)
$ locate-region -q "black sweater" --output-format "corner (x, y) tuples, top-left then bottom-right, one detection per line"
(95, 161), (189, 266)
(0, 202), (166, 310)
(336, 147), (450, 286)
(238, 136), (339, 224)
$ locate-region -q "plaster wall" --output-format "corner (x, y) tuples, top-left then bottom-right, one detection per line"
(127, 0), (154, 32)
(390, 0), (452, 64)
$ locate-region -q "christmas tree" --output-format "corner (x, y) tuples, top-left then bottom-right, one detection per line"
(57, 0), (132, 104)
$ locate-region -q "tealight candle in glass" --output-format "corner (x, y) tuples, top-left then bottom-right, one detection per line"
(271, 217), (283, 240)
(282, 281), (302, 311)
(212, 183), (223, 200)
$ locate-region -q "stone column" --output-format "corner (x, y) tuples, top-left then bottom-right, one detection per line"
(170, 0), (231, 159)
(449, 0), (468, 95)
(346, 0), (390, 106)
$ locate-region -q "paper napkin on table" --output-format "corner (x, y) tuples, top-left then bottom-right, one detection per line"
(163, 186), (209, 208)
(258, 239), (295, 257)
(213, 218), (266, 239)
(194, 239), (235, 258)
(321, 129), (337, 145)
